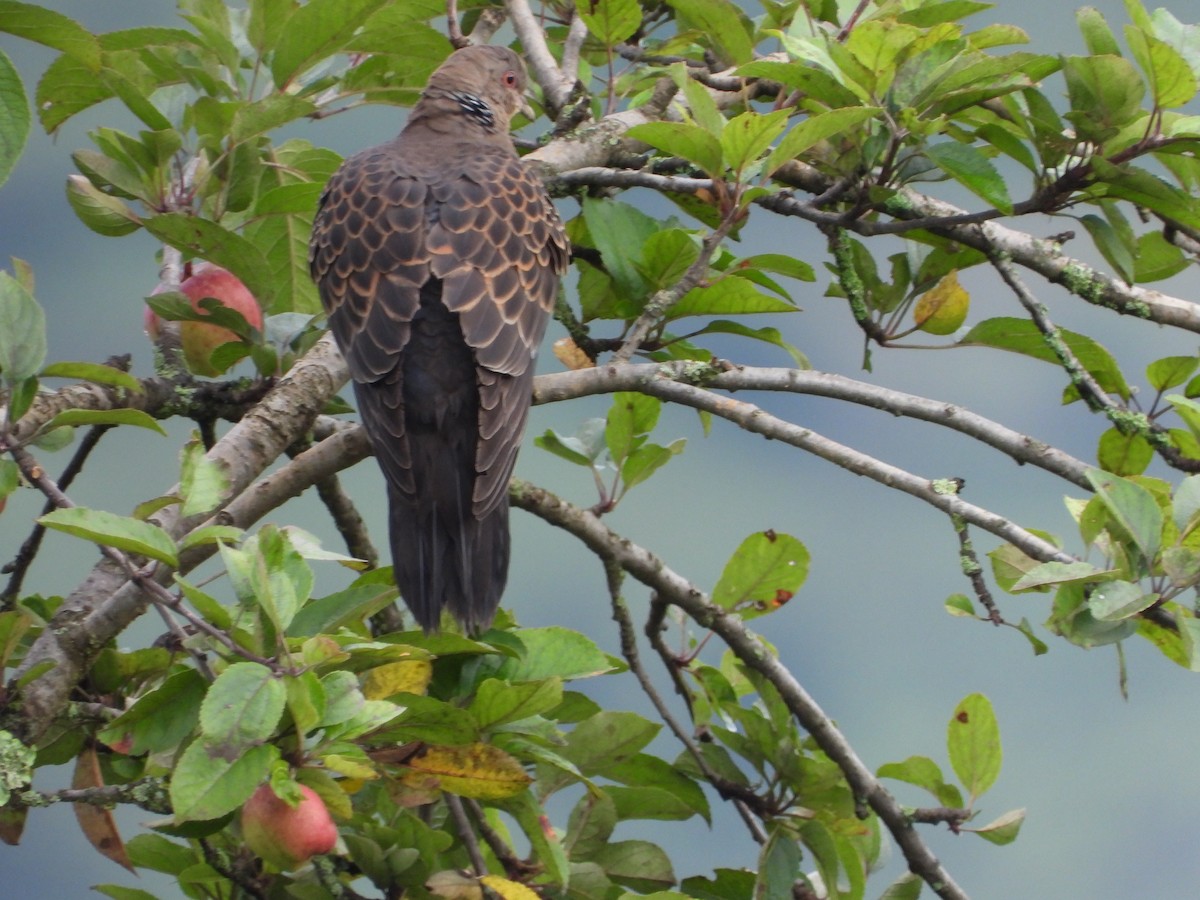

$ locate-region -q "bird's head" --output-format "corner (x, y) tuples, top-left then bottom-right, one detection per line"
(416, 45), (536, 137)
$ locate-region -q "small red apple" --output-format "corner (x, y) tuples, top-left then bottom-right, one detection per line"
(145, 263), (263, 376)
(242, 783), (337, 870)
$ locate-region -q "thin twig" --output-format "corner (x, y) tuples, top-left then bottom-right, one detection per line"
(510, 480), (969, 900)
(2, 423), (113, 604)
(446, 794), (488, 875)
(605, 559), (770, 841)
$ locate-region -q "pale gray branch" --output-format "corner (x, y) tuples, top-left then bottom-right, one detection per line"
(510, 479), (969, 900)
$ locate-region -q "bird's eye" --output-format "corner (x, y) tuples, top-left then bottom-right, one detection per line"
(502, 70), (518, 87)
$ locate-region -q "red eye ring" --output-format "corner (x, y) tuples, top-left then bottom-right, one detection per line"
(502, 70), (518, 87)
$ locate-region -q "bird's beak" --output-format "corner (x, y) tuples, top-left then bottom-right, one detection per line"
(519, 95), (537, 123)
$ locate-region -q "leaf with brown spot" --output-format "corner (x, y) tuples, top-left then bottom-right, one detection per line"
(403, 743), (531, 800)
(72, 746), (134, 872)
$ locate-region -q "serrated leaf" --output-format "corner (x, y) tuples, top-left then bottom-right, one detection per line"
(270, 0), (391, 87)
(0, 270), (46, 383)
(0, 47), (30, 191)
(669, 276), (797, 319)
(926, 141), (1012, 213)
(562, 711), (660, 776)
(361, 660), (432, 699)
(720, 109), (788, 174)
(39, 507), (177, 565)
(180, 438), (228, 516)
(574, 0), (641, 45)
(199, 662), (286, 754)
(764, 106), (879, 175)
(1087, 579), (1158, 620)
(0, 2), (100, 67)
(947, 693), (1001, 801)
(1097, 427), (1152, 476)
(1011, 561), (1110, 591)
(170, 741), (278, 823)
(404, 742), (531, 800)
(1126, 27), (1195, 109)
(712, 530), (809, 618)
(593, 839), (676, 892)
(494, 626), (620, 682)
(471, 677), (563, 729)
(141, 213), (275, 311)
(877, 755), (963, 808)
(958, 317), (1129, 399)
(626, 121), (724, 176)
(1086, 469), (1163, 564)
(665, 0), (753, 65)
(99, 669), (205, 756)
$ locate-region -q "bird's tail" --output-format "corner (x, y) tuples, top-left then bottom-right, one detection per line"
(388, 483), (510, 635)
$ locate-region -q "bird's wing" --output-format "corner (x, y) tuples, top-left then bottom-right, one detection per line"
(425, 149), (569, 516)
(309, 144), (429, 496)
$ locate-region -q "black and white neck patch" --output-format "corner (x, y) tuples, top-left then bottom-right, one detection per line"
(451, 91), (496, 130)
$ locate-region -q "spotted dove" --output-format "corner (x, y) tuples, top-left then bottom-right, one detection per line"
(309, 45), (569, 633)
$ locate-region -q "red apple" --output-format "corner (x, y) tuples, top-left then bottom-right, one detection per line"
(145, 263), (263, 376)
(241, 783), (337, 870)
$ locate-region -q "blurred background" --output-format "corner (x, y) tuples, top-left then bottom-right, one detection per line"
(2, 1), (1199, 897)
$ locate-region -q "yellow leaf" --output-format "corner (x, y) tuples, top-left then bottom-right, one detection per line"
(481, 875), (541, 899)
(913, 270), (969, 335)
(361, 659), (432, 699)
(552, 336), (594, 370)
(404, 743), (532, 800)
(321, 753), (380, 780)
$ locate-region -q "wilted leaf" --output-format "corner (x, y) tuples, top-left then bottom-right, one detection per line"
(404, 743), (531, 800)
(913, 270), (970, 334)
(72, 745), (134, 872)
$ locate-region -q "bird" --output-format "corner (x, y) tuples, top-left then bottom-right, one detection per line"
(309, 45), (569, 634)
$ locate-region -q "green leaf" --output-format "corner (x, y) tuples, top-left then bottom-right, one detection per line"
(958, 317), (1129, 399)
(0, 2), (101, 68)
(606, 392), (660, 464)
(897, 0), (992, 26)
(925, 141), (1012, 213)
(229, 94), (317, 144)
(971, 807), (1026, 845)
(1079, 212), (1135, 285)
(566, 791), (617, 860)
(574, 0), (641, 46)
(581, 198), (659, 302)
(1097, 427), (1152, 476)
(180, 437), (228, 516)
(1125, 27), (1196, 108)
(40, 360), (142, 392)
(1133, 231), (1188, 282)
(626, 121), (724, 177)
(1086, 469), (1163, 565)
(947, 692), (1001, 801)
(945, 592), (976, 617)
(562, 711), (661, 776)
(712, 531), (809, 618)
(286, 583), (397, 637)
(39, 507), (177, 565)
(44, 408), (166, 436)
(65, 174), (142, 236)
(1062, 54), (1145, 141)
(877, 754), (964, 808)
(270, 0), (391, 87)
(1087, 579), (1158, 620)
(665, 0), (754, 65)
(170, 741), (278, 823)
(99, 669), (205, 756)
(199, 662), (287, 755)
(592, 839), (675, 893)
(1148, 355), (1199, 391)
(1010, 561), (1110, 592)
(493, 627), (621, 682)
(764, 106), (879, 176)
(686, 320), (810, 366)
(0, 270), (46, 384)
(365, 693), (479, 745)
(1077, 7), (1121, 56)
(755, 824), (801, 900)
(621, 440), (686, 493)
(0, 48), (29, 190)
(470, 677), (563, 730)
(668, 276), (798, 319)
(879, 872), (925, 900)
(720, 109), (788, 175)
(141, 213), (275, 311)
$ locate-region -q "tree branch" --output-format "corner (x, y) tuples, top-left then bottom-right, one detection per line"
(510, 479), (969, 900)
